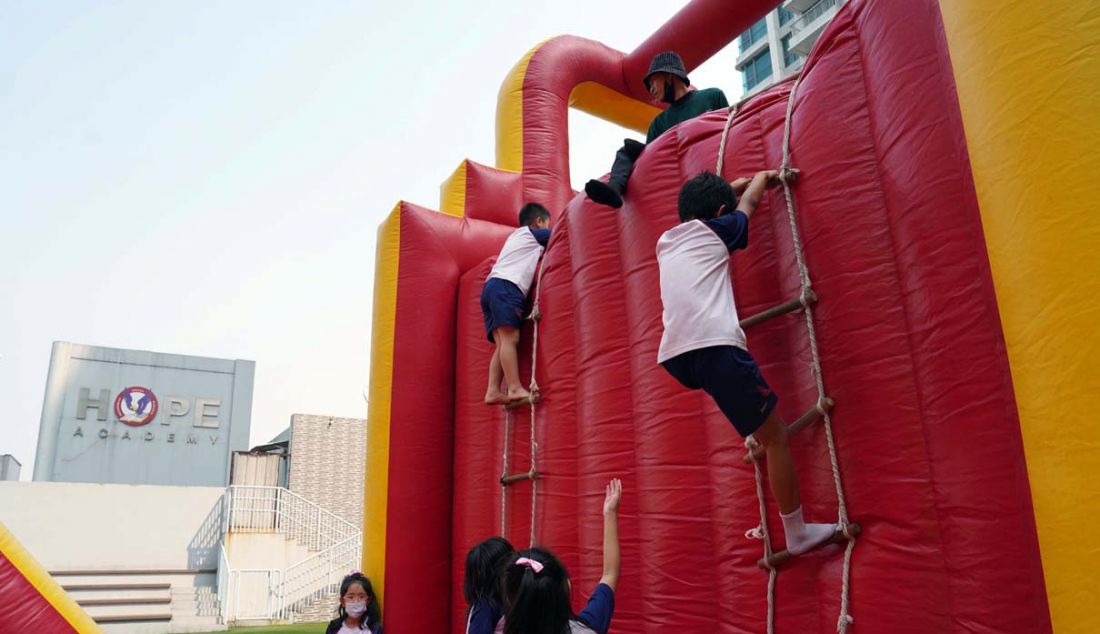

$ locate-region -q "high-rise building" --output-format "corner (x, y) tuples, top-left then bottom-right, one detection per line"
(735, 0), (846, 98)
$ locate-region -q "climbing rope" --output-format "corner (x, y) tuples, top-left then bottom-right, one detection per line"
(718, 77), (857, 633)
(499, 256), (547, 547)
(526, 257), (547, 548)
(501, 407), (511, 536)
(745, 435), (777, 634)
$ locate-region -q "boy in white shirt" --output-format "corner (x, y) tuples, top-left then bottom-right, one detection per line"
(656, 170), (836, 556)
(482, 203), (551, 406)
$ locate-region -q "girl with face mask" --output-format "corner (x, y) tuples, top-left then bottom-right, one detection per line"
(326, 571), (383, 634)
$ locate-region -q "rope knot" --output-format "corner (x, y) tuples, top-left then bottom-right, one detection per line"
(744, 525), (766, 540)
(837, 613), (854, 633)
(778, 167), (801, 184)
(528, 304), (541, 322)
(839, 521), (857, 540)
(799, 288), (816, 308)
(744, 435), (760, 450)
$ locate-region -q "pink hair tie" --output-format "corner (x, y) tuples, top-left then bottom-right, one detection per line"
(349, 569), (361, 575)
(515, 557), (544, 573)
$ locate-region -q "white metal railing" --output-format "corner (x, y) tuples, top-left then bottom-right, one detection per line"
(218, 486), (362, 623)
(223, 485), (359, 552)
(217, 543), (230, 623)
(228, 568), (282, 621)
(274, 534), (362, 620)
(788, 0), (839, 35)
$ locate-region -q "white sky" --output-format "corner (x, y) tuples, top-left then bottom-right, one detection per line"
(0, 0), (745, 478)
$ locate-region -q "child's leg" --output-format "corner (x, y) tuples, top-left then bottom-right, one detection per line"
(485, 346), (506, 404)
(754, 411), (836, 555)
(752, 412), (800, 513)
(493, 326), (530, 401)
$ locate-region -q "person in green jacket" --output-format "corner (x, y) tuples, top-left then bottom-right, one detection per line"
(585, 51), (730, 209)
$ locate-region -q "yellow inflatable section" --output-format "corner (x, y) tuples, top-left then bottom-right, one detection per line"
(940, 2), (1100, 632)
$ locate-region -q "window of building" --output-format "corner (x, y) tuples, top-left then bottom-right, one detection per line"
(778, 6), (795, 26)
(742, 48), (773, 92)
(781, 34), (801, 67)
(739, 17), (769, 52)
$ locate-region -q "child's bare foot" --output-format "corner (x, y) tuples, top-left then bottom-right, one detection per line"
(506, 386), (532, 404)
(485, 389), (508, 406)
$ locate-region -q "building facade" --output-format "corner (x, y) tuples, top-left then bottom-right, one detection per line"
(33, 341), (254, 487)
(0, 455), (21, 481)
(286, 414), (366, 527)
(735, 0), (846, 97)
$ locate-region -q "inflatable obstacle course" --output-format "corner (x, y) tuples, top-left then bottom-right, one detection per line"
(365, 0), (1099, 632)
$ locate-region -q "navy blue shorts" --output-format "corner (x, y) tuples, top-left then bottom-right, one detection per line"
(481, 277), (525, 342)
(661, 345), (778, 437)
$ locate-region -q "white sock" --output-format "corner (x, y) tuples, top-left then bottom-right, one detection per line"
(781, 506), (838, 556)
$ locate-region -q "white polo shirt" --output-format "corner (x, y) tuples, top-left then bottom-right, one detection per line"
(488, 226), (550, 295)
(656, 212), (750, 363)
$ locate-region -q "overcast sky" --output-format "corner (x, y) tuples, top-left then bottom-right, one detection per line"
(0, 0), (745, 478)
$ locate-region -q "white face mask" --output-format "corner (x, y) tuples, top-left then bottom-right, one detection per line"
(345, 602), (367, 617)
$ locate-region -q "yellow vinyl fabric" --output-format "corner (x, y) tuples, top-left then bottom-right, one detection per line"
(440, 160), (468, 218)
(0, 521), (102, 633)
(495, 41), (659, 174)
(496, 42), (542, 173)
(569, 81), (660, 133)
(362, 204), (401, 606)
(939, 2), (1100, 632)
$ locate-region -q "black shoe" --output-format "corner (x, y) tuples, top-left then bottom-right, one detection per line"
(585, 179), (624, 208)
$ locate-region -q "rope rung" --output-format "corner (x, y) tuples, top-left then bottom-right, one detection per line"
(500, 470), (538, 486)
(740, 290), (818, 329)
(503, 391), (542, 411)
(756, 523), (860, 570)
(743, 397), (834, 464)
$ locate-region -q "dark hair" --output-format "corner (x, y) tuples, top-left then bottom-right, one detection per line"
(518, 203), (551, 227)
(678, 171), (736, 222)
(501, 547), (573, 634)
(336, 572), (382, 629)
(464, 536), (515, 607)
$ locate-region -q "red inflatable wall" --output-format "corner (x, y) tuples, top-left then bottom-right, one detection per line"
(371, 1), (1050, 631)
(447, 3), (1048, 632)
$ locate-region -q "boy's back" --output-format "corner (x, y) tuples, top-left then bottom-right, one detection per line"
(656, 212), (750, 363)
(489, 225), (549, 296)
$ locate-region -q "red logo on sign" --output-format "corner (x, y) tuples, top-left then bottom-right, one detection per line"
(114, 387), (159, 427)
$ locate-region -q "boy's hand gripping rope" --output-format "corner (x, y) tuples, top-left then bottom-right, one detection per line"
(717, 84), (858, 634)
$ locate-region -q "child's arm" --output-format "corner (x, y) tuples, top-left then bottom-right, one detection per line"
(598, 478), (622, 590)
(735, 169), (786, 219)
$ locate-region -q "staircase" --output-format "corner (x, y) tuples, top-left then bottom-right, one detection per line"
(219, 486), (361, 625)
(54, 569), (224, 634)
(289, 590), (339, 623)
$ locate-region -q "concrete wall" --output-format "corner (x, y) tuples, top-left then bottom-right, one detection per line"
(223, 533), (311, 572)
(288, 414), (365, 526)
(0, 481), (224, 570)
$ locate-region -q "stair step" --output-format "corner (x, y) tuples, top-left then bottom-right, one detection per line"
(63, 583), (171, 591)
(51, 568), (215, 576)
(93, 613), (171, 623)
(79, 597), (171, 607)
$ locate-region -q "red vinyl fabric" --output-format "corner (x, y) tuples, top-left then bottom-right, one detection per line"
(0, 554), (75, 634)
(380, 1), (1051, 632)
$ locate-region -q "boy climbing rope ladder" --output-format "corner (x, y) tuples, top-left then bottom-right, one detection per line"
(656, 170), (837, 556)
(482, 203), (551, 406)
